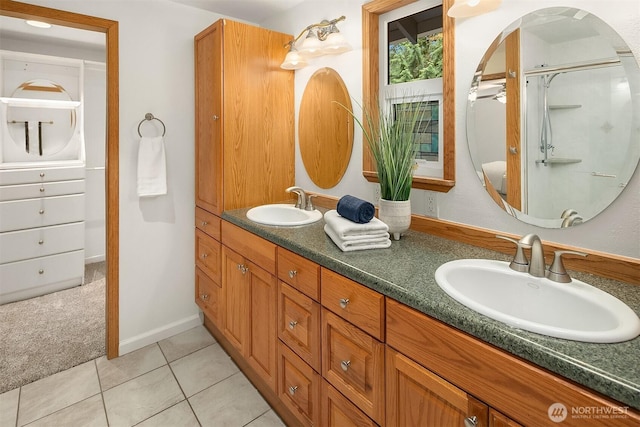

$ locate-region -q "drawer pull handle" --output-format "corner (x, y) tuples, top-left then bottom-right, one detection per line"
(39, 209), (45, 214)
(200, 293), (209, 301)
(40, 172), (45, 177)
(212, 115), (220, 120)
(38, 240), (44, 245)
(340, 360), (351, 371)
(201, 253), (208, 259)
(40, 187), (45, 192)
(464, 416), (478, 427)
(288, 270), (297, 279)
(288, 385), (298, 396)
(288, 321), (298, 330)
(38, 269), (44, 274)
(237, 264), (248, 274)
(339, 298), (350, 309)
(201, 221), (208, 227)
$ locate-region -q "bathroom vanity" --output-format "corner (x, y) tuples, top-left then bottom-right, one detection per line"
(192, 208), (640, 427)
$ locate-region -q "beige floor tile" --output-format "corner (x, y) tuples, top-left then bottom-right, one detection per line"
(26, 394), (107, 427)
(246, 409), (286, 427)
(189, 372), (270, 427)
(96, 343), (166, 391)
(158, 325), (216, 362)
(102, 365), (184, 427)
(17, 361), (100, 426)
(136, 400), (200, 427)
(0, 388), (20, 427)
(170, 344), (239, 397)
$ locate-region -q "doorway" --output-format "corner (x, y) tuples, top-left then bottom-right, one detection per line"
(0, 1), (119, 359)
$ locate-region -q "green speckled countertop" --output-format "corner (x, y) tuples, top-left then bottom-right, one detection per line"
(222, 208), (640, 411)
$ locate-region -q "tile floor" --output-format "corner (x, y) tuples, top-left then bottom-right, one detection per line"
(0, 326), (285, 427)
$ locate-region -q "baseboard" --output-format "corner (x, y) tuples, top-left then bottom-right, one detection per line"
(118, 313), (202, 356)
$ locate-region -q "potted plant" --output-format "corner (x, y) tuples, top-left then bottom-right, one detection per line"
(340, 97), (427, 239)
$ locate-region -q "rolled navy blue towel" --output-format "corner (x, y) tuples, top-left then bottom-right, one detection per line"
(336, 195), (375, 224)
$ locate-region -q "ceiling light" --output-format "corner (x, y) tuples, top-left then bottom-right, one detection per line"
(447, 0), (502, 18)
(25, 20), (51, 29)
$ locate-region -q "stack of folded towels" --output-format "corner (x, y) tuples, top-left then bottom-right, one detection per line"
(324, 195), (391, 252)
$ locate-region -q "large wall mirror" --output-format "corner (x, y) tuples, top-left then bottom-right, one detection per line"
(467, 7), (640, 228)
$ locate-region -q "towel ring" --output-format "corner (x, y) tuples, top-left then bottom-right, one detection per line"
(137, 113), (166, 137)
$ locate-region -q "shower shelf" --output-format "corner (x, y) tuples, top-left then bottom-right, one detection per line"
(535, 158), (582, 165)
(549, 104), (582, 110)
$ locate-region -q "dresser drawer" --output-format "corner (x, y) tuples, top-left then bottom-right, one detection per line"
(278, 341), (321, 427)
(0, 222), (84, 264)
(0, 179), (85, 201)
(0, 194), (85, 232)
(0, 165), (85, 185)
(321, 308), (385, 425)
(195, 207), (220, 240)
(277, 247), (320, 300)
(278, 281), (321, 372)
(0, 249), (84, 304)
(221, 220), (276, 274)
(195, 267), (222, 325)
(195, 229), (221, 285)
(322, 381), (378, 427)
(321, 268), (385, 341)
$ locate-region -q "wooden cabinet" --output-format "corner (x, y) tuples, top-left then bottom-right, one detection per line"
(195, 267), (222, 325)
(322, 380), (377, 427)
(278, 247), (320, 301)
(194, 19), (294, 216)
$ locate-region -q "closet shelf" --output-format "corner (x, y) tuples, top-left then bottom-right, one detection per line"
(0, 97), (80, 109)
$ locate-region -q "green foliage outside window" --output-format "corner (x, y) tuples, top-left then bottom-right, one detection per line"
(389, 32), (443, 83)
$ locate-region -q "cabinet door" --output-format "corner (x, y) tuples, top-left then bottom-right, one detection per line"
(322, 381), (377, 427)
(195, 267), (222, 326)
(246, 258), (278, 391)
(386, 347), (488, 427)
(194, 21), (223, 214)
(278, 342), (321, 427)
(222, 246), (248, 353)
(195, 229), (221, 286)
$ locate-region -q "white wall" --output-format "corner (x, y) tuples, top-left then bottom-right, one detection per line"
(264, 0), (640, 258)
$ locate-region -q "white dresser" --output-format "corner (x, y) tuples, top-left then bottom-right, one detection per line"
(0, 165), (85, 304)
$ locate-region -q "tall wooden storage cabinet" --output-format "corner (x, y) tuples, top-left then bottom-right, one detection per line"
(194, 19), (294, 215)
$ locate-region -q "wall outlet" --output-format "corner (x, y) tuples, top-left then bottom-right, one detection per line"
(373, 185), (381, 205)
(424, 191), (438, 218)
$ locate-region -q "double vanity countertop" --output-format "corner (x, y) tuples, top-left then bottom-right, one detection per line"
(222, 208), (640, 411)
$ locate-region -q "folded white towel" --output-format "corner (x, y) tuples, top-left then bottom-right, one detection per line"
(323, 210), (389, 240)
(324, 224), (391, 252)
(137, 136), (167, 197)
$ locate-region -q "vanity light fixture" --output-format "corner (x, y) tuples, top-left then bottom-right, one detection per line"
(25, 20), (51, 29)
(447, 0), (502, 18)
(280, 16), (351, 70)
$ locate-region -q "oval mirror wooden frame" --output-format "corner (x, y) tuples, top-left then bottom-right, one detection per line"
(299, 67), (353, 189)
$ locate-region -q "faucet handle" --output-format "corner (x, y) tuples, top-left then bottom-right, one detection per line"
(305, 194), (317, 211)
(496, 235), (529, 272)
(546, 250), (588, 283)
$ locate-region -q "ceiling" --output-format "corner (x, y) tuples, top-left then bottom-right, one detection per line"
(168, 0), (305, 23)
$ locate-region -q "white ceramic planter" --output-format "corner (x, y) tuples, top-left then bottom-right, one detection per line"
(378, 198), (411, 241)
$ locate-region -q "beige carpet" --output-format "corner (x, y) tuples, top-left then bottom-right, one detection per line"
(0, 272), (106, 394)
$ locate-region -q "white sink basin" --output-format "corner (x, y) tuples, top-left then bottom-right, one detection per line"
(246, 204), (322, 226)
(435, 259), (640, 343)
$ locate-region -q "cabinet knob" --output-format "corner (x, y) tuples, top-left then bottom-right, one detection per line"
(339, 298), (350, 309)
(40, 172), (45, 177)
(464, 416), (478, 427)
(288, 320), (298, 330)
(200, 293), (209, 302)
(340, 360), (351, 372)
(38, 240), (44, 245)
(237, 264), (248, 274)
(40, 187), (45, 192)
(39, 209), (45, 214)
(39, 269), (44, 274)
(201, 221), (208, 227)
(288, 270), (297, 279)
(212, 115), (219, 120)
(288, 385), (298, 396)
(201, 253), (208, 259)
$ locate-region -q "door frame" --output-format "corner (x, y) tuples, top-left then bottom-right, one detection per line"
(0, 0), (120, 358)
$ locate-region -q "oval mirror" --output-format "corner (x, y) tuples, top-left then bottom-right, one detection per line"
(299, 67), (353, 189)
(467, 7), (640, 228)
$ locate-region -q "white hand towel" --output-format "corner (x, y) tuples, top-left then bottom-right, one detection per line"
(137, 136), (167, 197)
(323, 210), (389, 240)
(324, 224), (391, 252)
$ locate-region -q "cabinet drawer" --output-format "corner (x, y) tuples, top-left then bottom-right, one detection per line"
(0, 249), (84, 304)
(0, 222), (84, 264)
(321, 268), (385, 341)
(195, 229), (221, 285)
(322, 381), (377, 427)
(278, 341), (321, 427)
(195, 207), (220, 240)
(0, 165), (85, 185)
(0, 179), (85, 201)
(0, 194), (85, 232)
(221, 220), (276, 274)
(321, 308), (384, 425)
(277, 247), (320, 300)
(278, 281), (321, 372)
(195, 267), (222, 326)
